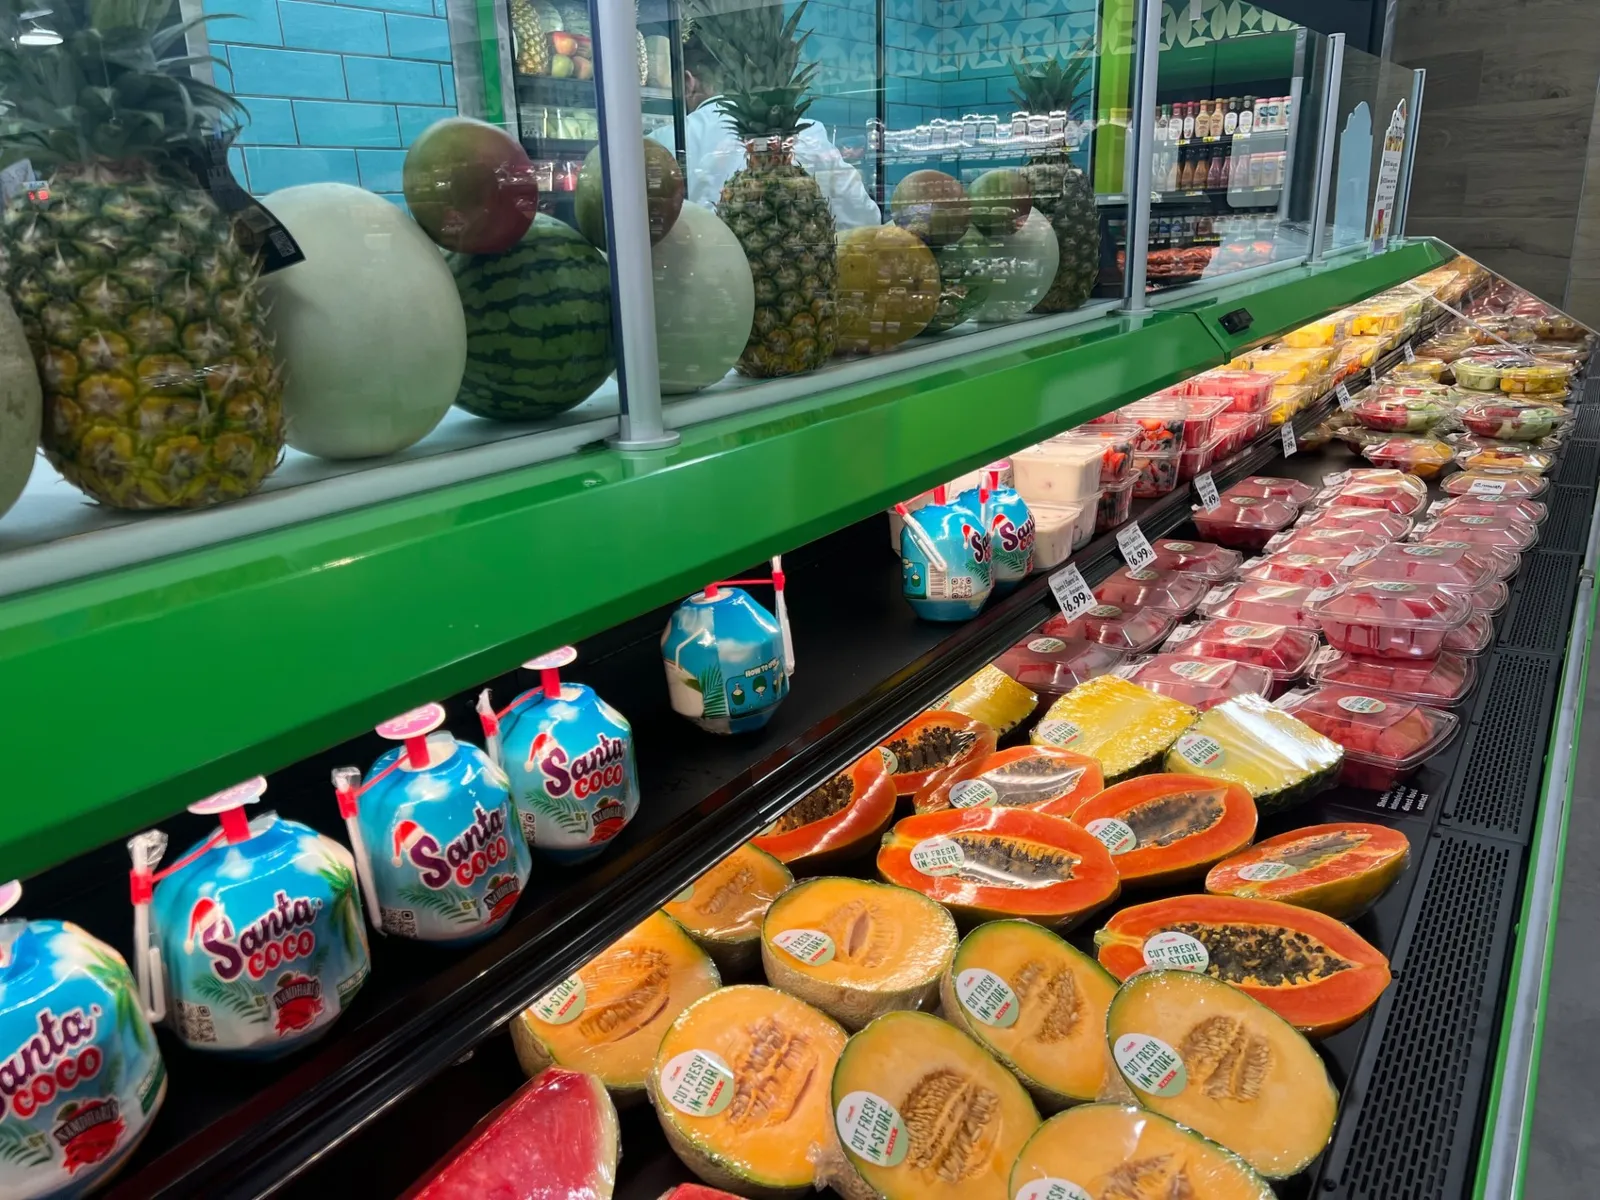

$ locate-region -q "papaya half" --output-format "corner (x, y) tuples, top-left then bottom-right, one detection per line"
(753, 750), (897, 874)
(912, 746), (1103, 816)
(877, 807), (1120, 930)
(1206, 822), (1411, 919)
(1071, 773), (1257, 887)
(663, 843), (794, 976)
(1094, 893), (1391, 1037)
(878, 711), (997, 795)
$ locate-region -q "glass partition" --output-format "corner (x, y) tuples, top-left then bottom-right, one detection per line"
(1324, 41), (1421, 257)
(1141, 1), (1328, 295)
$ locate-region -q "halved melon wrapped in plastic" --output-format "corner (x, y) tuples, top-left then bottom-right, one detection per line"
(1206, 822), (1411, 919)
(939, 919), (1117, 1109)
(1009, 1103), (1275, 1200)
(1104, 969), (1338, 1179)
(1071, 773), (1257, 887)
(761, 877), (957, 1030)
(664, 844), (794, 975)
(878, 807), (1120, 929)
(829, 1010), (1040, 1200)
(1031, 676), (1197, 782)
(650, 985), (847, 1199)
(879, 711), (997, 795)
(933, 664), (1038, 736)
(753, 750), (897, 873)
(512, 911), (721, 1101)
(1094, 894), (1391, 1036)
(1165, 694), (1343, 814)
(912, 746), (1102, 816)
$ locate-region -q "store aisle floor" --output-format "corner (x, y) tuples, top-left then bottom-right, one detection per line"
(1526, 657), (1600, 1196)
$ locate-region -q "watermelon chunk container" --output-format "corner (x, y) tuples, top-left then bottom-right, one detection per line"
(1293, 505), (1415, 541)
(1224, 476), (1318, 508)
(1309, 582), (1473, 661)
(1113, 653), (1275, 711)
(994, 633), (1127, 706)
(1148, 538), (1244, 581)
(1162, 619), (1322, 691)
(1426, 493), (1547, 526)
(1042, 604), (1175, 654)
(0, 881), (166, 1198)
(132, 778), (372, 1060)
(1276, 686), (1460, 791)
(1095, 565), (1210, 617)
(332, 703), (532, 948)
(1264, 526), (1392, 559)
(1197, 581), (1324, 632)
(1239, 549), (1347, 590)
(481, 647), (641, 865)
(1414, 513), (1540, 554)
(1191, 495), (1298, 552)
(1308, 646), (1478, 707)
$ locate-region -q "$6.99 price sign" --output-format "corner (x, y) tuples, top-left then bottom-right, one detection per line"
(1049, 563), (1094, 620)
(1117, 523), (1155, 571)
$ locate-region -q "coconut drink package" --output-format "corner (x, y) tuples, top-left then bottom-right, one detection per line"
(899, 485), (993, 621)
(480, 648), (640, 865)
(958, 470), (1035, 594)
(131, 778), (370, 1060)
(661, 556), (795, 735)
(333, 703), (530, 947)
(0, 882), (165, 1198)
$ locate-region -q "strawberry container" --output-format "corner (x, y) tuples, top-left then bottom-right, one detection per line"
(1309, 581), (1473, 660)
(1276, 686), (1459, 790)
(1197, 580), (1325, 631)
(1309, 646), (1478, 707)
(1149, 539), (1245, 580)
(1040, 604), (1176, 654)
(1428, 494), (1548, 525)
(1116, 654), (1275, 711)
(1413, 514), (1540, 554)
(1191, 495), (1299, 552)
(1132, 447), (1182, 498)
(1119, 399), (1189, 454)
(1163, 618), (1322, 687)
(1361, 436), (1456, 480)
(1224, 476), (1318, 508)
(1056, 426), (1136, 486)
(1442, 469), (1550, 499)
(1095, 565), (1211, 617)
(994, 634), (1127, 707)
(1095, 477), (1136, 535)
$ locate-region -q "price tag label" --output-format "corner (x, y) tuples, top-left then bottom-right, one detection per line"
(1281, 423), (1297, 457)
(1194, 471), (1220, 511)
(1117, 524), (1155, 571)
(1048, 563), (1095, 621)
(1403, 342), (1416, 363)
(1336, 383), (1354, 409)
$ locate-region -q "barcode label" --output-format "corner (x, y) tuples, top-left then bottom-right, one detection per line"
(1117, 524), (1155, 571)
(928, 565), (948, 597)
(1194, 471), (1220, 511)
(1049, 563), (1095, 620)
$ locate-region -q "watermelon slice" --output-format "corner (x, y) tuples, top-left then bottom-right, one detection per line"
(405, 1067), (619, 1199)
(657, 1188), (746, 1199)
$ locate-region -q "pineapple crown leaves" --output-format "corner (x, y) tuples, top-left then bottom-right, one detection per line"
(1009, 39), (1097, 117)
(0, 0), (246, 170)
(683, 0), (820, 139)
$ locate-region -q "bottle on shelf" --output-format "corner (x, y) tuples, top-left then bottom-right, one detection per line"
(1224, 97), (1240, 137)
(1239, 95), (1255, 136)
(1206, 148), (1225, 189)
(1182, 102), (1196, 140)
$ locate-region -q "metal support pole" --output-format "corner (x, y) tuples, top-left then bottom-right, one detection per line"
(1308, 33), (1345, 263)
(1394, 67), (1426, 238)
(595, 0), (679, 450)
(1116, 0), (1163, 315)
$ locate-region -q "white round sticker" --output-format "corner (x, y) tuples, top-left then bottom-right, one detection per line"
(1113, 1033), (1188, 1096)
(1238, 861), (1300, 881)
(773, 928), (836, 966)
(1337, 694), (1388, 714)
(1143, 931), (1210, 972)
(1169, 659), (1228, 682)
(672, 883), (695, 903)
(955, 968), (1021, 1028)
(910, 836), (966, 877)
(1162, 541), (1195, 552)
(949, 779), (999, 809)
(1127, 569), (1160, 581)
(1088, 604), (1124, 619)
(1172, 733), (1225, 769)
(1086, 818), (1138, 855)
(836, 1091), (910, 1167)
(660, 1049), (736, 1117)
(1222, 623), (1269, 638)
(1035, 719), (1083, 748)
(531, 975), (587, 1025)
(879, 746), (899, 775)
(1028, 637), (1068, 653)
(1015, 1180), (1094, 1200)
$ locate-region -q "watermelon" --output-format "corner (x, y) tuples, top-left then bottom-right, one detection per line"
(657, 1189), (745, 1199)
(403, 1067), (619, 1198)
(450, 214), (615, 421)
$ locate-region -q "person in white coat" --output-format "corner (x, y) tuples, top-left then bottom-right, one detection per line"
(648, 32), (881, 231)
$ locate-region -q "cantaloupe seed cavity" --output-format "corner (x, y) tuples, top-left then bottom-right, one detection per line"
(1012, 959), (1080, 1042)
(727, 1016), (818, 1128)
(579, 949), (671, 1041)
(901, 1068), (1000, 1183)
(1167, 922), (1352, 986)
(694, 862), (755, 918)
(1121, 789), (1226, 847)
(1101, 1154), (1196, 1198)
(821, 900), (895, 967)
(1181, 1015), (1273, 1101)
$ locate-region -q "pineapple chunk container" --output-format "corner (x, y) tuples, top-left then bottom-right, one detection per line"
(1031, 675), (1197, 782)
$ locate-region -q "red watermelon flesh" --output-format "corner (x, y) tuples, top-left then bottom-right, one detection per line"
(656, 1188), (747, 1199)
(406, 1067), (619, 1199)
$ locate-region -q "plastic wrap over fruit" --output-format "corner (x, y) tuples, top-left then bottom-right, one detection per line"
(1030, 675), (1198, 782)
(1163, 693), (1344, 810)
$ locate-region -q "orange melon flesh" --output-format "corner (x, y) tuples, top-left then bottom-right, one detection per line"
(513, 911), (720, 1098)
(831, 1011), (1039, 1200)
(1009, 1103), (1275, 1200)
(1105, 970), (1337, 1179)
(1206, 822), (1411, 919)
(938, 919), (1116, 1110)
(651, 986), (846, 1198)
(664, 844), (794, 974)
(761, 877), (957, 1031)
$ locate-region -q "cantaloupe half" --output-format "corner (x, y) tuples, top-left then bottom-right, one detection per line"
(1104, 970), (1338, 1179)
(761, 877), (957, 1031)
(512, 911), (720, 1102)
(1009, 1103), (1275, 1200)
(830, 1010), (1039, 1200)
(664, 844), (794, 976)
(939, 919), (1117, 1110)
(650, 986), (847, 1199)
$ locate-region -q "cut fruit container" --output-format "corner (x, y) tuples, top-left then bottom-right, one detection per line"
(1451, 347), (1539, 392)
(1309, 646), (1478, 707)
(1240, 549), (1348, 590)
(1095, 476), (1136, 535)
(1041, 603), (1176, 655)
(1163, 618), (1322, 687)
(1427, 494), (1548, 525)
(1349, 391), (1454, 433)
(1119, 399), (1189, 454)
(1197, 580), (1325, 631)
(1177, 434), (1222, 483)
(1336, 540), (1512, 597)
(1191, 495), (1299, 552)
(1179, 369), (1278, 413)
(1442, 468), (1550, 499)
(1308, 581), (1473, 660)
(1013, 441), (1104, 505)
(1177, 396), (1232, 449)
(1444, 610), (1495, 655)
(1223, 476), (1318, 508)
(1265, 526), (1394, 557)
(1095, 566), (1211, 617)
(1457, 399), (1566, 441)
(1310, 479), (1429, 518)
(1360, 436), (1456, 480)
(1294, 506), (1415, 541)
(1497, 360), (1575, 395)
(1452, 443), (1556, 474)
(1031, 499), (1094, 568)
(1132, 447), (1182, 498)
(995, 634), (1127, 705)
(1276, 686), (1459, 791)
(1055, 426), (1136, 486)
(1412, 514), (1540, 554)
(1114, 653), (1275, 711)
(1148, 538), (1245, 580)
(1214, 410), (1266, 456)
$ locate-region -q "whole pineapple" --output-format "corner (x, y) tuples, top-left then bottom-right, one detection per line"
(511, 0), (552, 75)
(0, 0), (283, 509)
(687, 0), (836, 377)
(1011, 46), (1103, 313)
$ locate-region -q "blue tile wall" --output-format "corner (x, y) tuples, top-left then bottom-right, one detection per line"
(278, 1), (388, 55)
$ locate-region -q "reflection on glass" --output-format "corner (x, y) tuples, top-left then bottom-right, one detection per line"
(1327, 46), (1418, 255)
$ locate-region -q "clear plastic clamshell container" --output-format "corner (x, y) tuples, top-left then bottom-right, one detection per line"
(1428, 494), (1548, 526)
(1132, 448), (1182, 498)
(1179, 369), (1278, 413)
(1192, 495), (1300, 552)
(1294, 505), (1416, 542)
(1444, 610), (1496, 655)
(1119, 399), (1189, 454)
(995, 633), (1127, 704)
(1096, 477), (1136, 535)
(1148, 538), (1245, 580)
(1012, 441), (1104, 504)
(1055, 426), (1136, 486)
(1095, 566), (1212, 617)
(1265, 526), (1394, 557)
(1040, 604), (1176, 655)
(1413, 514), (1540, 554)
(1238, 549), (1346, 590)
(1223, 476), (1318, 507)
(1453, 443), (1557, 475)
(1114, 653), (1275, 711)
(1214, 410), (1266, 457)
(1276, 686), (1460, 791)
(1309, 646), (1478, 708)
(1197, 580), (1325, 631)
(1361, 436), (1456, 480)
(1337, 540), (1512, 594)
(1163, 618), (1322, 685)
(1179, 396), (1233, 449)
(1309, 581), (1473, 660)
(1442, 468), (1551, 499)
(1311, 475), (1430, 518)
(1350, 390), (1454, 433)
(1458, 399), (1567, 441)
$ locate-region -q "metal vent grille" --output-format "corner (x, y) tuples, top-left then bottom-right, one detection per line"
(1500, 553), (1581, 651)
(1442, 651), (1558, 840)
(1556, 440), (1600, 488)
(1323, 832), (1519, 1200)
(1542, 486), (1594, 553)
(1573, 401), (1600, 441)
(1586, 373), (1600, 407)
